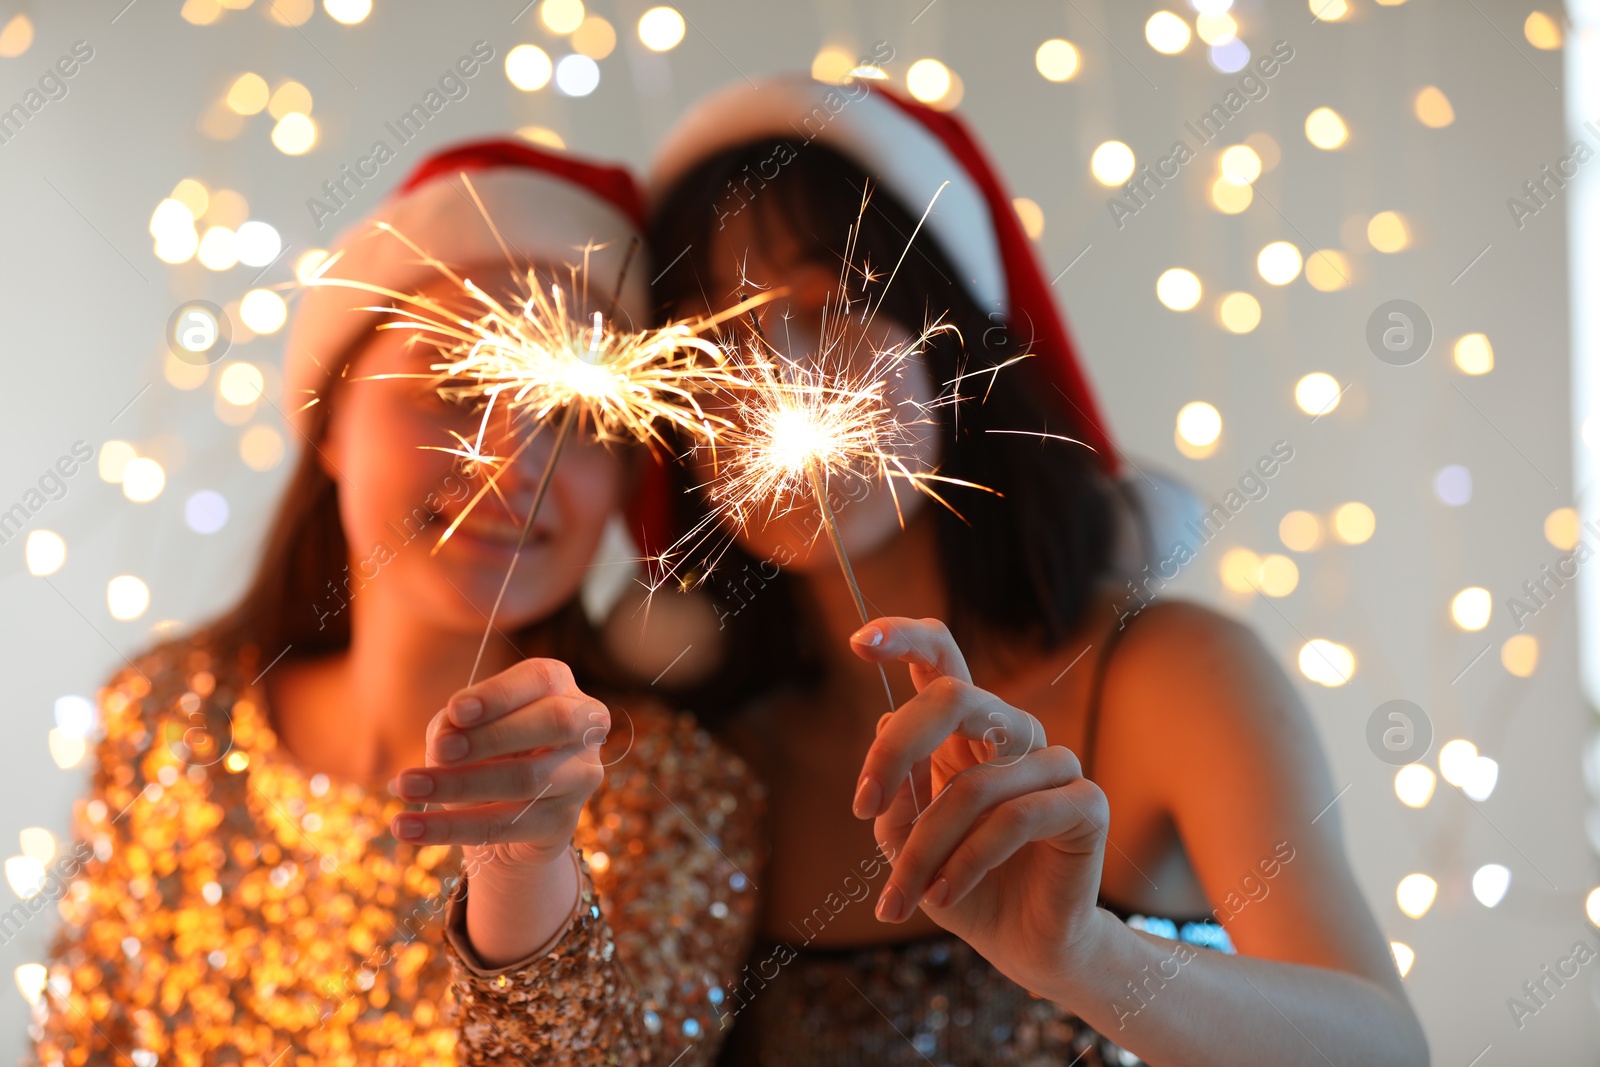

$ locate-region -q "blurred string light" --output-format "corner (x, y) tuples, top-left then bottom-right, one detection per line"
(540, 0), (584, 35)
(240, 288), (287, 333)
(572, 15), (615, 59)
(295, 248), (329, 283)
(1453, 332), (1494, 375)
(241, 425), (285, 471)
(1546, 506), (1580, 549)
(107, 576), (150, 621)
(121, 457), (166, 503)
(1012, 198), (1044, 240)
(324, 0), (372, 24)
(1414, 86), (1455, 128)
(23, 531), (65, 577)
(1311, 0), (1349, 20)
(0, 9), (32, 58)
(1196, 13), (1237, 45)
(1450, 586), (1492, 631)
(98, 440), (136, 483)
(1257, 241), (1303, 285)
(1035, 38), (1080, 81)
(1294, 372), (1343, 416)
(1390, 943), (1415, 979)
(219, 362), (265, 405)
(1305, 250), (1352, 292)
(185, 490), (230, 534)
(1257, 554), (1299, 597)
(1396, 874), (1437, 919)
(1433, 464), (1472, 506)
(1367, 210), (1410, 252)
(235, 220), (281, 266)
(269, 0), (314, 26)
(271, 111), (316, 154)
(1091, 141), (1135, 185)
(1219, 547), (1259, 593)
(1210, 175), (1252, 213)
(1156, 268), (1202, 311)
(1395, 764), (1436, 808)
(554, 53), (599, 96)
(638, 6), (685, 51)
(1331, 501), (1375, 544)
(197, 226), (239, 270)
(1145, 11), (1191, 54)
(1501, 634), (1539, 677)
(226, 73), (270, 115)
(1207, 38), (1249, 74)
(518, 125), (566, 149)
(1175, 400), (1221, 459)
(907, 58), (961, 109)
(506, 44), (553, 90)
(1279, 510), (1322, 552)
(268, 80), (313, 119)
(1217, 291), (1260, 333)
(1297, 638), (1354, 686)
(1472, 864), (1511, 908)
(812, 46), (855, 85)
(1525, 11), (1563, 49)
(1219, 144), (1261, 185)
(1305, 107), (1349, 149)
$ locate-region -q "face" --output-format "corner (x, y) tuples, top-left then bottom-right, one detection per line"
(320, 267), (628, 634)
(694, 205), (942, 573)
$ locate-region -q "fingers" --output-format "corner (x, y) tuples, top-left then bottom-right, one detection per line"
(444, 657), (578, 730)
(873, 748), (1105, 922)
(426, 693), (609, 770)
(391, 743), (598, 805)
(849, 617), (973, 690)
(389, 793), (588, 846)
(853, 681), (1044, 819)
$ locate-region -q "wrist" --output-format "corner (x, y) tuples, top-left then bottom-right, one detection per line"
(1028, 907), (1126, 1005)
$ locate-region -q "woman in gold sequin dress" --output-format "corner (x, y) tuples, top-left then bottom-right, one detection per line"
(27, 142), (765, 1067)
(642, 76), (1432, 1066)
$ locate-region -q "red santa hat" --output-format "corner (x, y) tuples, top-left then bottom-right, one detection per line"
(284, 138), (650, 437)
(648, 74), (1119, 474)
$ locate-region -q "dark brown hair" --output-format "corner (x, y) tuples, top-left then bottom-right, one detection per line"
(649, 140), (1120, 719)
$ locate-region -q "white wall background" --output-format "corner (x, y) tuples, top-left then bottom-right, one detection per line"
(0, 0), (1593, 1062)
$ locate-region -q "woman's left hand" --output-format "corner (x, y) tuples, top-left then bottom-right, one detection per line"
(850, 616), (1110, 993)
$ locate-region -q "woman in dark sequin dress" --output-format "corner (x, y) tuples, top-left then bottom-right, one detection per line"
(641, 75), (1431, 1067)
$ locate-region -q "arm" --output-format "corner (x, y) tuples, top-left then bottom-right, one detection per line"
(1037, 601), (1428, 1066)
(439, 703), (766, 1066)
(850, 609), (1428, 1067)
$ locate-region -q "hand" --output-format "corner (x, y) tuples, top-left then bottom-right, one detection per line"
(850, 617), (1110, 993)
(387, 658), (610, 890)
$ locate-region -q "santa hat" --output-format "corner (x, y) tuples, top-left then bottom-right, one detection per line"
(284, 138), (650, 437)
(647, 75), (1205, 573)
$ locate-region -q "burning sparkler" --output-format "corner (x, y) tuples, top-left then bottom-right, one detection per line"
(303, 180), (762, 684)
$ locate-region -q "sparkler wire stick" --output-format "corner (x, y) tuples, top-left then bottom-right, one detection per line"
(465, 238), (640, 687)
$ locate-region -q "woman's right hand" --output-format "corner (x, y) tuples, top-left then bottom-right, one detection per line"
(387, 657), (611, 890)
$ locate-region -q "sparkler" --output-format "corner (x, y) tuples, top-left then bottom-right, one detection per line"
(303, 179), (762, 685)
(659, 184), (1010, 725)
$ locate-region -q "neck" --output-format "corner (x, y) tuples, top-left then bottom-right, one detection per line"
(795, 508), (950, 723)
(311, 584), (529, 786)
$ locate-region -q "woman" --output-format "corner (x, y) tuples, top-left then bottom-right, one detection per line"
(28, 141), (762, 1067)
(645, 76), (1430, 1066)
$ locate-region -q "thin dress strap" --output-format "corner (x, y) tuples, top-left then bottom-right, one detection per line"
(1080, 610), (1143, 781)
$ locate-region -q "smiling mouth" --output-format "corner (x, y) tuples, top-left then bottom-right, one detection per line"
(447, 514), (554, 549)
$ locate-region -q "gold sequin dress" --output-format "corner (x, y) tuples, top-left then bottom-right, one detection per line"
(25, 637), (766, 1067)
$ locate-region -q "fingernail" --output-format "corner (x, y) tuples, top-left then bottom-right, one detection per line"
(851, 625), (883, 647)
(876, 884), (904, 922)
(926, 876), (951, 908)
(853, 775), (882, 819)
(438, 734), (469, 762)
(398, 772), (434, 798)
(395, 816), (424, 840)
(452, 697), (484, 726)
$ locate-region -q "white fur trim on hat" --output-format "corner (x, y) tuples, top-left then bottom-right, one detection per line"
(285, 167), (648, 435)
(648, 75), (1006, 314)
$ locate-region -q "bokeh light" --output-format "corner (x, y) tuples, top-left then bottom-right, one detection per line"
(1394, 765), (1436, 808)
(1013, 198), (1045, 240)
(1298, 639), (1355, 686)
(1145, 11), (1192, 54)
(554, 54), (600, 96)
(98, 441), (137, 483)
(240, 289), (288, 334)
(638, 6), (686, 51)
(1545, 506), (1579, 549)
(906, 59), (953, 104)
(121, 458), (166, 503)
(1220, 547), (1261, 594)
(1332, 502), (1376, 544)
(1305, 250), (1351, 292)
(1176, 401), (1222, 447)
(1397, 874), (1437, 918)
(270, 112), (317, 155)
(1524, 11), (1562, 49)
(1305, 107), (1349, 149)
(1295, 372), (1343, 416)
(24, 531), (65, 577)
(1257, 554), (1299, 597)
(506, 45), (554, 91)
(1473, 864), (1511, 908)
(1279, 511), (1322, 552)
(226, 73), (269, 115)
(219, 362), (265, 405)
(1433, 465), (1472, 506)
(1035, 39), (1080, 81)
(572, 15), (616, 59)
(1501, 634), (1538, 677)
(1450, 587), (1492, 631)
(1453, 333), (1494, 375)
(1367, 211), (1411, 253)
(1257, 241), (1303, 285)
(1157, 268), (1202, 311)
(241, 425), (286, 471)
(1219, 144), (1261, 185)
(1091, 141), (1136, 186)
(1414, 86), (1455, 128)
(540, 0), (585, 35)
(107, 576), (151, 621)
(324, 0), (372, 24)
(1210, 176), (1253, 213)
(1218, 291), (1261, 333)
